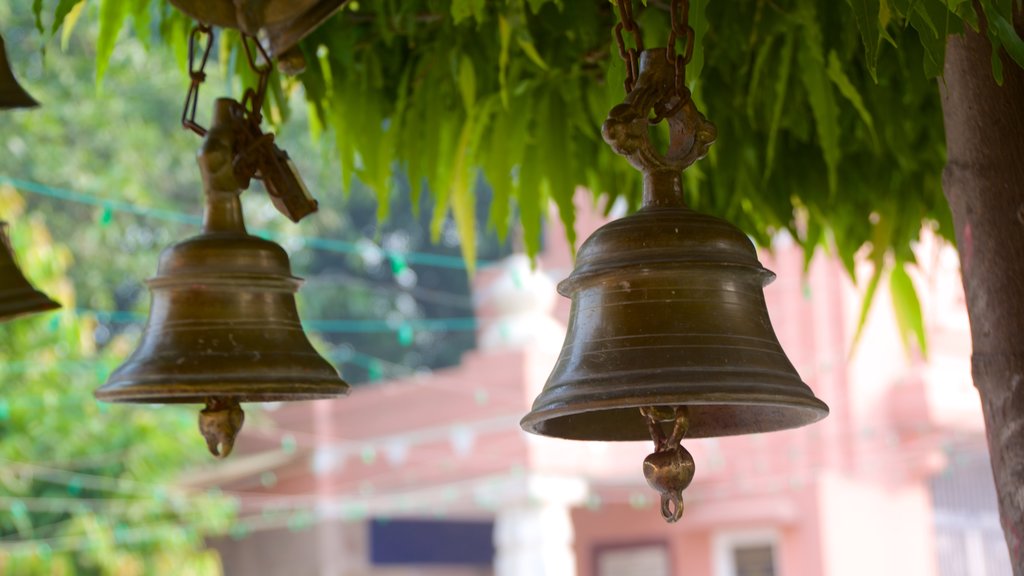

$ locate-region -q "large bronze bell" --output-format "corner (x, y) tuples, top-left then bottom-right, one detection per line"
(0, 33), (38, 110)
(95, 99), (350, 458)
(521, 51), (828, 522)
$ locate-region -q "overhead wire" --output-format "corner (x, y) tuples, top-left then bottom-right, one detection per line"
(0, 175), (492, 271)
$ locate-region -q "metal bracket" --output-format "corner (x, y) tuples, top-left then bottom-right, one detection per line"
(601, 49), (717, 201)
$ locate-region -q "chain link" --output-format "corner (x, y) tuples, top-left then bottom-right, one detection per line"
(181, 24), (273, 139)
(239, 33), (273, 127)
(612, 0), (694, 97)
(613, 0), (643, 93)
(182, 24), (214, 136)
(666, 0), (695, 93)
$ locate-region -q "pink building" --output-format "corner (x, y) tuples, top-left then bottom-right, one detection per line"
(204, 198), (1007, 576)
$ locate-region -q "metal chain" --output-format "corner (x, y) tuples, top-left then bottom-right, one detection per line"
(181, 24), (273, 139)
(239, 33), (273, 128)
(612, 0), (694, 98)
(182, 24), (214, 136)
(613, 0), (644, 93)
(666, 0), (695, 93)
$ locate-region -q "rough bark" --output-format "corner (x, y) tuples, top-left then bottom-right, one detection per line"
(940, 15), (1024, 573)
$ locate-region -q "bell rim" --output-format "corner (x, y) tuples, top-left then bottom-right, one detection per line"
(557, 261), (776, 296)
(520, 392), (829, 440)
(0, 291), (61, 322)
(94, 379), (351, 404)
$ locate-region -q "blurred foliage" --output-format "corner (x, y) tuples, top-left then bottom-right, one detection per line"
(0, 185), (234, 574)
(1, 5), (509, 387)
(0, 3), (512, 573)
(32, 0), (1022, 353)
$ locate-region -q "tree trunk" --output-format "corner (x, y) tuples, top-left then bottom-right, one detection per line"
(940, 13), (1024, 573)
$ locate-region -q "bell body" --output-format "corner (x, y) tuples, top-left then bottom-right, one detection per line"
(96, 97), (349, 405)
(169, 0), (346, 58)
(521, 205), (829, 441)
(0, 224), (60, 321)
(0, 33), (38, 110)
(95, 228), (348, 403)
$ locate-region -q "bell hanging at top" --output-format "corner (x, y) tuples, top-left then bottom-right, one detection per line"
(0, 32), (38, 109)
(520, 50), (828, 522)
(95, 98), (350, 458)
(168, 0), (347, 69)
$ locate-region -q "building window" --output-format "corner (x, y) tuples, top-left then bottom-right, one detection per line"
(714, 530), (779, 576)
(732, 544), (776, 576)
(596, 543), (670, 576)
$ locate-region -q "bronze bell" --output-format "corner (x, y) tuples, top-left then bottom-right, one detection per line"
(521, 50), (828, 522)
(95, 99), (350, 458)
(169, 0), (346, 68)
(0, 33), (59, 320)
(0, 33), (37, 110)
(0, 223), (60, 321)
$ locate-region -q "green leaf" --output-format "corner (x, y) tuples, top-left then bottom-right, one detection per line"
(542, 86), (576, 253)
(907, 1), (962, 77)
(850, 261), (884, 354)
(796, 10), (841, 193)
(449, 98), (496, 274)
(982, 0), (1024, 71)
(51, 0), (82, 35)
(764, 33), (794, 182)
(32, 0), (45, 34)
(845, 0), (884, 81)
(96, 0), (131, 86)
(850, 208), (893, 353)
(131, 0), (153, 47)
(890, 261), (928, 357)
(879, 0), (898, 45)
(518, 134), (546, 260)
(688, 0), (711, 81)
(458, 55), (477, 112)
(826, 50), (878, 147)
(498, 16), (512, 108)
(59, 0), (86, 50)
(451, 0), (486, 24)
(516, 36), (550, 71)
(485, 94), (531, 240)
(746, 34), (776, 122)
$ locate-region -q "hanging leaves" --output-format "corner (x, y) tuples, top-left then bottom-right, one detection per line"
(47, 0), (1011, 354)
(890, 261), (928, 357)
(96, 0), (131, 85)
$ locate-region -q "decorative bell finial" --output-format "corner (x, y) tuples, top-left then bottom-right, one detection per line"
(95, 98), (350, 458)
(521, 50), (828, 522)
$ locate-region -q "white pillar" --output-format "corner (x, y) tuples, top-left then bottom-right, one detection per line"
(493, 476), (588, 576)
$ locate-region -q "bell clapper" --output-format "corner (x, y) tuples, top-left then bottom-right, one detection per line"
(641, 406), (695, 523)
(199, 398), (246, 458)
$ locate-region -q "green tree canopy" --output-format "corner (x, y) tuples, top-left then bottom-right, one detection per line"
(31, 0), (1022, 347)
(38, 0), (1019, 257)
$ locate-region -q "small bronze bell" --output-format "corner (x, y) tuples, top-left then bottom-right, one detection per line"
(0, 223), (60, 321)
(0, 33), (38, 109)
(95, 99), (349, 458)
(521, 50), (828, 522)
(0, 33), (59, 321)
